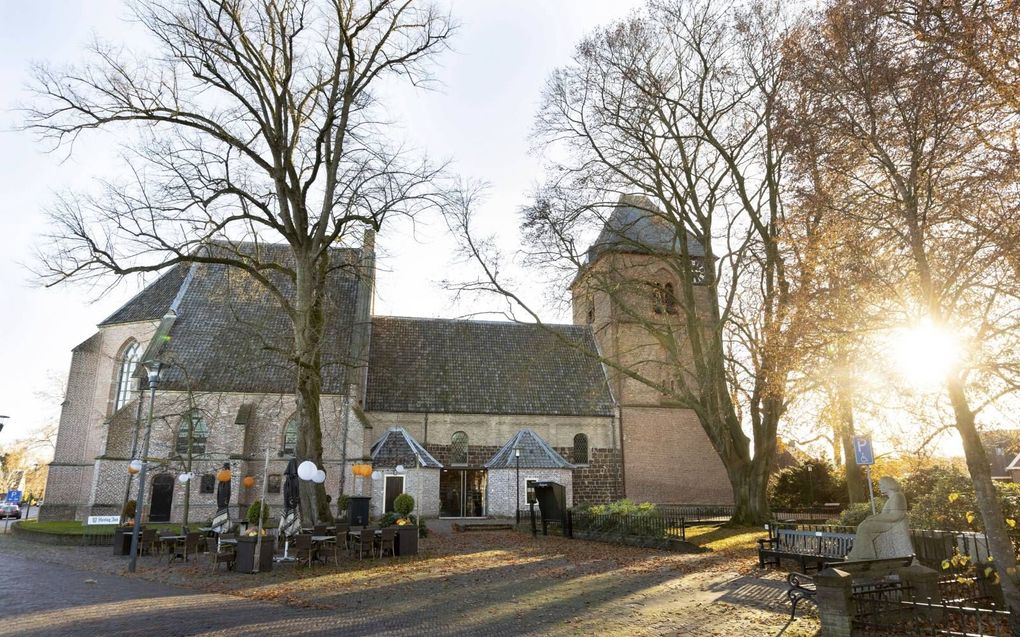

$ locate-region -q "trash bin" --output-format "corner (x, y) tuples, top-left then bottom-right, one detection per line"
(348, 496), (371, 527)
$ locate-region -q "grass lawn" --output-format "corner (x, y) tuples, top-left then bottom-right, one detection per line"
(686, 524), (767, 554)
(17, 520), (181, 535)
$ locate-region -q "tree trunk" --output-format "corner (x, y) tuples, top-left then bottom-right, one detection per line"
(728, 460), (771, 525)
(835, 390), (865, 504)
(948, 377), (1020, 636)
(294, 251), (333, 526)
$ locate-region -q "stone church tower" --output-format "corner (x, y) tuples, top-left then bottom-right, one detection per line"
(571, 196), (731, 504)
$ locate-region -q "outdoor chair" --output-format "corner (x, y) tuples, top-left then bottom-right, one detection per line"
(212, 544), (236, 572)
(350, 529), (375, 560)
(139, 528), (157, 556)
(334, 523), (350, 550)
(376, 529), (396, 558)
(294, 533), (318, 567)
(313, 524), (327, 536)
(331, 525), (350, 565)
(169, 532), (200, 563)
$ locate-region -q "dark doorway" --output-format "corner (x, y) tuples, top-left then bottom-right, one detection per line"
(384, 475), (405, 513)
(150, 473), (174, 522)
(439, 469), (486, 517)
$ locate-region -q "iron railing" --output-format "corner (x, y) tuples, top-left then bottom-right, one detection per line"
(853, 582), (1011, 636)
(569, 509), (686, 543)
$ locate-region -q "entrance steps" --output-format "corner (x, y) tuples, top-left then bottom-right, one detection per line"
(451, 521), (515, 533)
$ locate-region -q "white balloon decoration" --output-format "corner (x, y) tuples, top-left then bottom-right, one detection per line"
(395, 464), (406, 474)
(313, 469), (326, 484)
(371, 471), (381, 481)
(297, 460), (317, 481)
(178, 473), (191, 484)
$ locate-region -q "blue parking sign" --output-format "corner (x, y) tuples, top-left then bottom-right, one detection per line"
(853, 436), (874, 466)
(6, 490), (22, 503)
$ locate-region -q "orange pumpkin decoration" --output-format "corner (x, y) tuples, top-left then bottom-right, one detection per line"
(216, 468), (232, 483)
(352, 463), (373, 478)
(242, 475), (255, 489)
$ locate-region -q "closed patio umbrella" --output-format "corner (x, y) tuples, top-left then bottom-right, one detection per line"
(216, 462), (232, 510)
(283, 458), (300, 512)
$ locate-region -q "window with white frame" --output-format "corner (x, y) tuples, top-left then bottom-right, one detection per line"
(114, 341), (140, 411)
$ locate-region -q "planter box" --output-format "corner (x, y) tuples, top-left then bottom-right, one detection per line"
(113, 527), (135, 555)
(393, 526), (418, 556)
(235, 536), (274, 573)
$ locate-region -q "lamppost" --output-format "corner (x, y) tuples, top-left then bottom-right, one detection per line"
(128, 361), (161, 573)
(514, 446), (521, 525)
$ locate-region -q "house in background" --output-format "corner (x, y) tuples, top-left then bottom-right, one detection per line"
(42, 198), (731, 523)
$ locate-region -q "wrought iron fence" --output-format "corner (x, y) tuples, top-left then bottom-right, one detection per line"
(658, 504), (733, 526)
(569, 509), (686, 543)
(852, 582), (1011, 636)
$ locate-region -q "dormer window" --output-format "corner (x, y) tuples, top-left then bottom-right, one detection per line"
(114, 341), (140, 411)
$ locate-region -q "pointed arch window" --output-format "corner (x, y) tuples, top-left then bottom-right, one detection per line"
(573, 433), (589, 465)
(451, 431), (468, 465)
(650, 282), (678, 315)
(282, 415), (299, 456)
(176, 411), (208, 457)
(114, 341), (140, 411)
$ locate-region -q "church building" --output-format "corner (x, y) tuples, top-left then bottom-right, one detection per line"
(41, 198), (731, 523)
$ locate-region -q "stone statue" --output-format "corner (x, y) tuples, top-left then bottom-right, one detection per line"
(846, 476), (914, 561)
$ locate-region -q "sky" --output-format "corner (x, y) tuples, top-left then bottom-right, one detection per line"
(0, 0), (647, 447)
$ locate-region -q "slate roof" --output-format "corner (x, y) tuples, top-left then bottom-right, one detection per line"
(484, 429), (574, 470)
(100, 264), (191, 326)
(105, 242), (362, 394)
(587, 196), (705, 263)
(370, 427), (443, 469)
(365, 317), (615, 417)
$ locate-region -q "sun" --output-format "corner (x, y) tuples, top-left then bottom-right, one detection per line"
(889, 319), (964, 390)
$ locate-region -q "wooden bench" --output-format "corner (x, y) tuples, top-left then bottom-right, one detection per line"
(758, 527), (855, 573)
(785, 555), (915, 619)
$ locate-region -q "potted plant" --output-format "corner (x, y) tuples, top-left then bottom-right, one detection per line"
(236, 500), (273, 572)
(390, 494), (418, 556)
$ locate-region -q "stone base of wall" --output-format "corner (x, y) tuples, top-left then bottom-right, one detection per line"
(38, 504), (81, 522)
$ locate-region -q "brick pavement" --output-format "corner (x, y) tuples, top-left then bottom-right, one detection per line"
(0, 529), (817, 636)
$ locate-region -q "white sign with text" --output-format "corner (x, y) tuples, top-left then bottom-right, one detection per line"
(87, 515), (121, 525)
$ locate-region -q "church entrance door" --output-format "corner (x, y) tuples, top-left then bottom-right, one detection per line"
(439, 469), (486, 517)
(149, 473), (174, 522)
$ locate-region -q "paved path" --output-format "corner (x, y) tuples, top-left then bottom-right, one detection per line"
(0, 531), (814, 636)
(0, 551), (342, 637)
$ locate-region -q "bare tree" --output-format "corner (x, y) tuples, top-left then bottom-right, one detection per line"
(25, 0), (454, 524)
(446, 0), (817, 524)
(786, 0), (1020, 627)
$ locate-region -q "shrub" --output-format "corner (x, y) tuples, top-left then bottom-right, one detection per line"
(769, 459), (846, 509)
(336, 494), (350, 519)
(121, 499), (137, 522)
(576, 499), (663, 538)
(246, 500), (270, 526)
(833, 500), (886, 527)
(394, 493), (415, 516)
